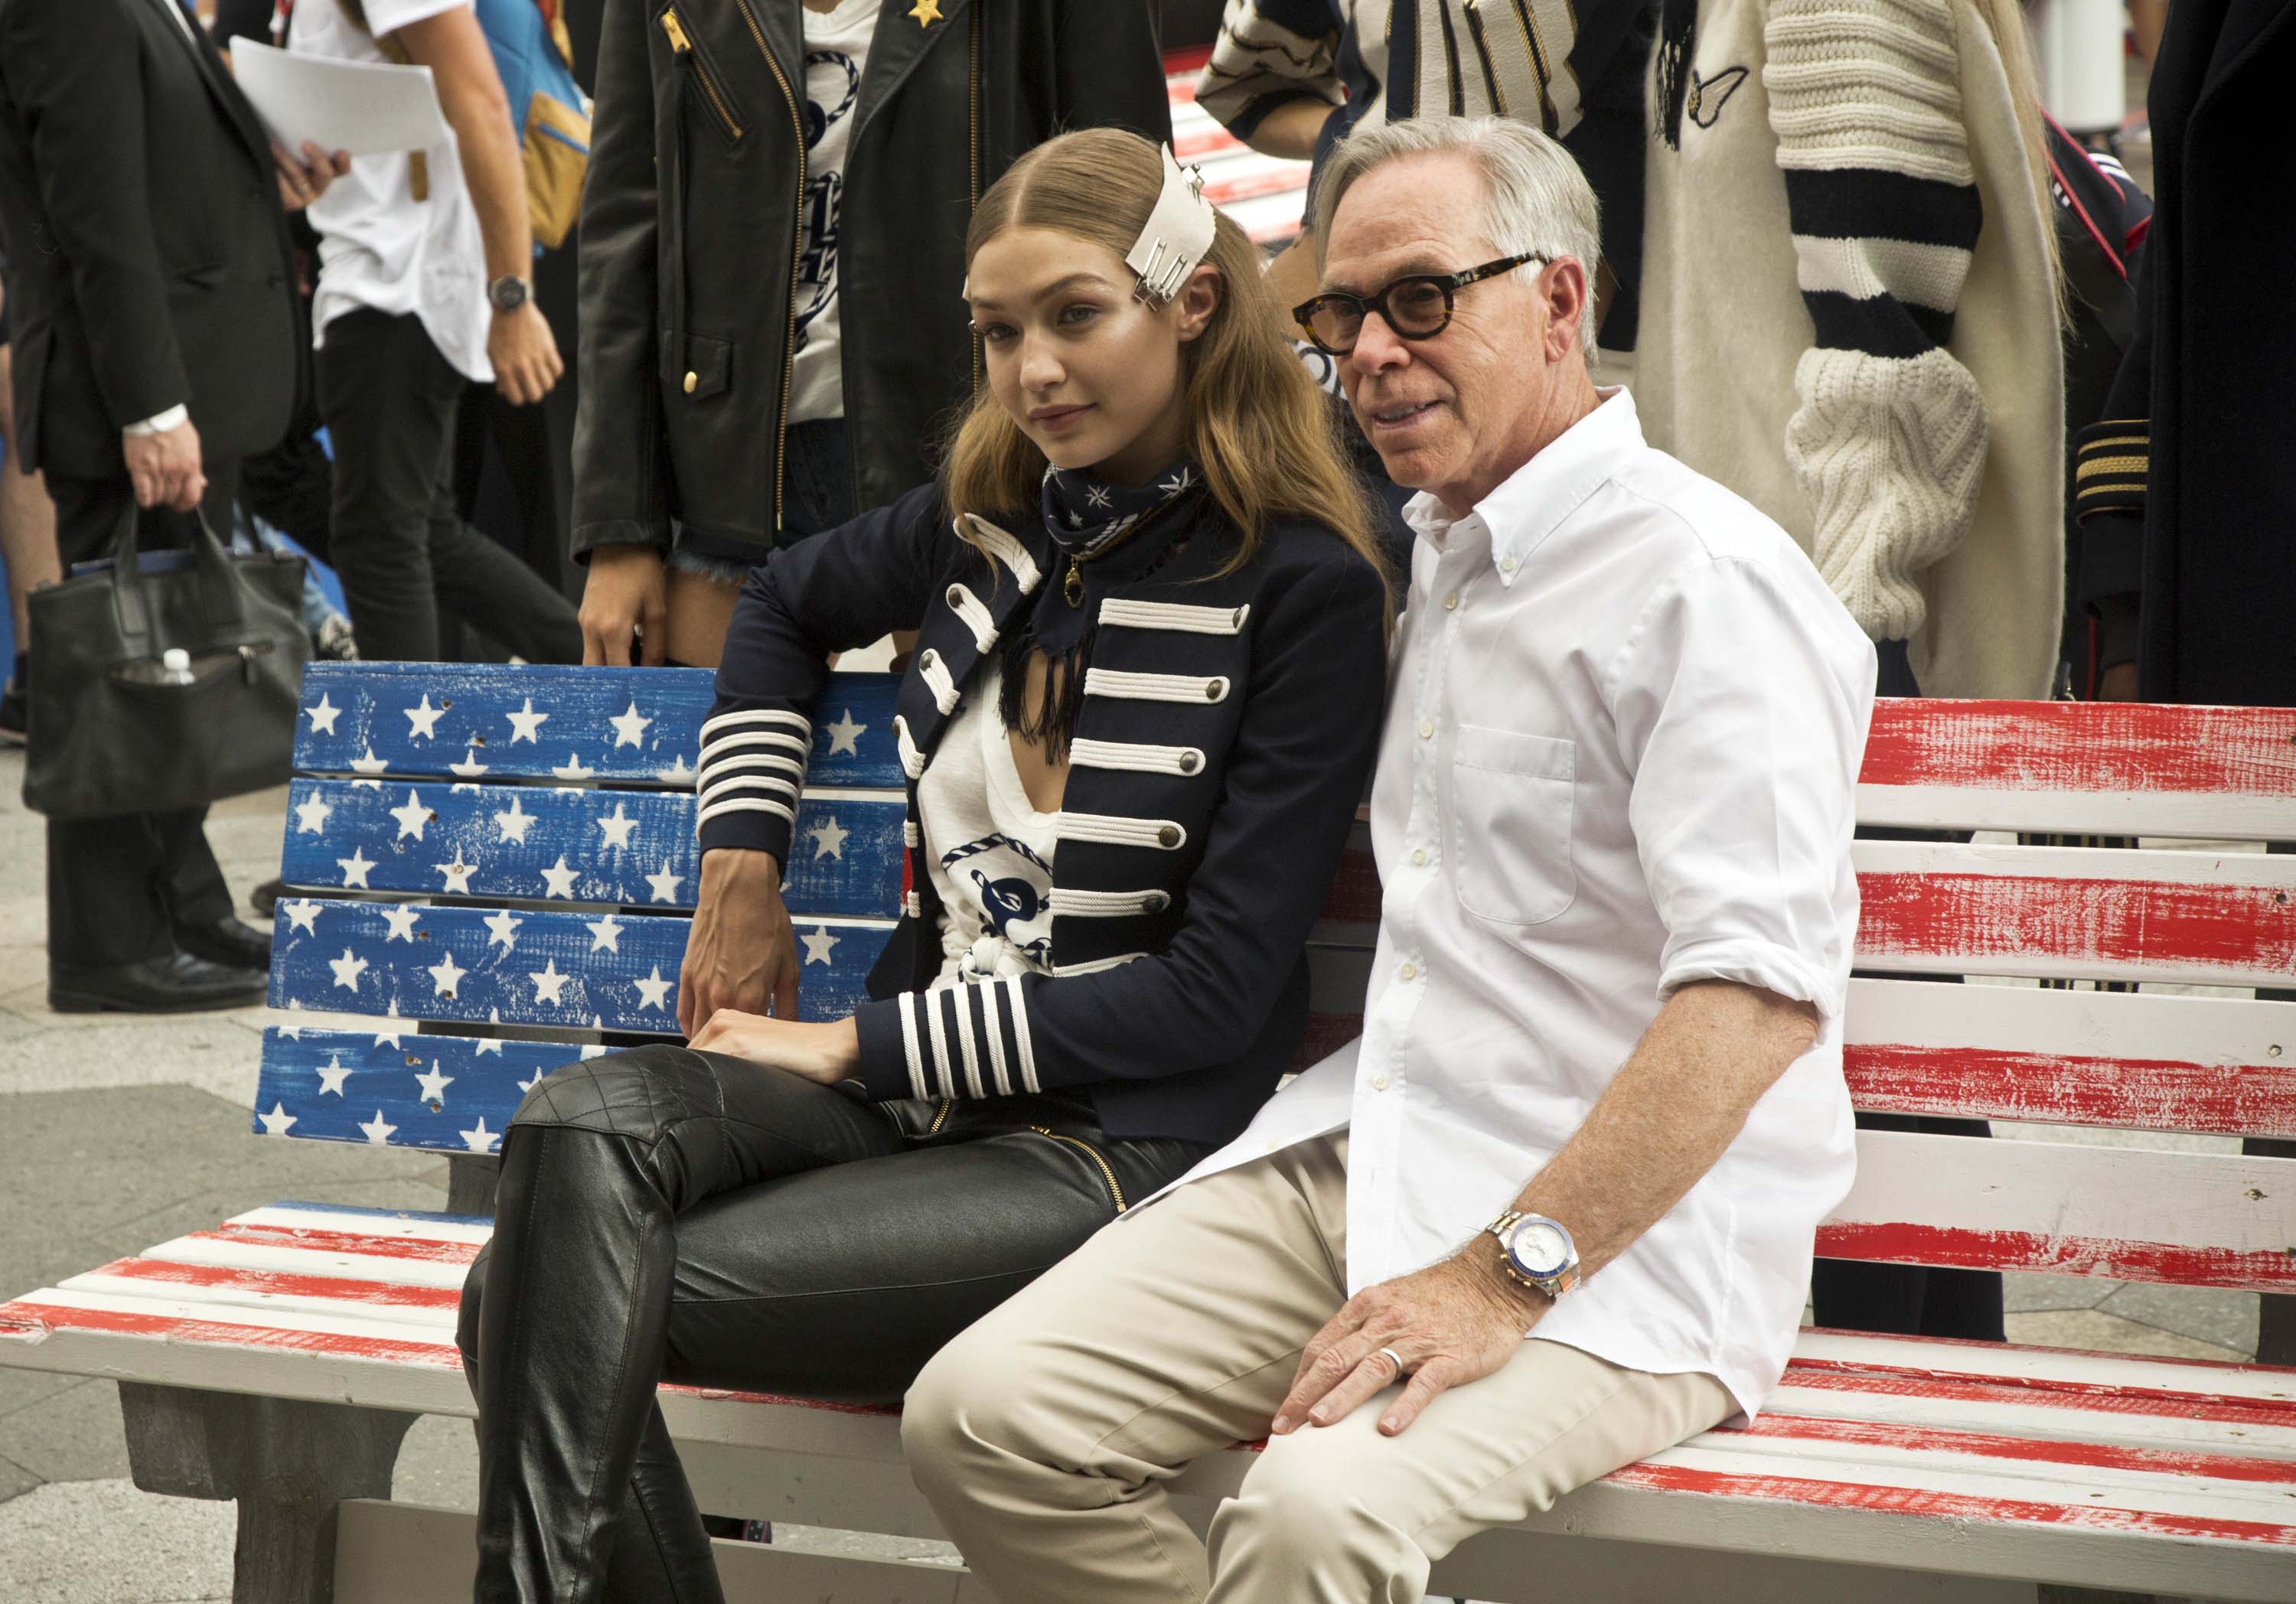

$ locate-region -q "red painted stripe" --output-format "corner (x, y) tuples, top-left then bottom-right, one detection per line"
(91, 1257), (462, 1312)
(202, 1222), (481, 1267)
(1779, 1363), (2296, 1432)
(1602, 1459), (2296, 1547)
(1163, 47), (1214, 78)
(1855, 871), (2296, 977)
(1859, 700), (2296, 797)
(1817, 1221), (2296, 1293)
(1844, 1043), (2296, 1138)
(1726, 1412), (2296, 1486)
(0, 1300), (461, 1368)
(1201, 169), (1310, 208)
(1173, 125), (1245, 161)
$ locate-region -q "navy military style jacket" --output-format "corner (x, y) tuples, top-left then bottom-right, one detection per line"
(704, 482), (1390, 1145)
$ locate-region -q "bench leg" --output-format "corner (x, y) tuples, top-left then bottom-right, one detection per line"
(447, 1152), (501, 1216)
(117, 1381), (419, 1604)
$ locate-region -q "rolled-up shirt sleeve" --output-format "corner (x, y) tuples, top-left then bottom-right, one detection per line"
(1606, 554), (1875, 1019)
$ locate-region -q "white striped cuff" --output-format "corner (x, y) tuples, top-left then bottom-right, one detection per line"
(900, 977), (1040, 1099)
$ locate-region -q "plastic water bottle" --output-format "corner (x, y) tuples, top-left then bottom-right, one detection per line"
(158, 648), (194, 687)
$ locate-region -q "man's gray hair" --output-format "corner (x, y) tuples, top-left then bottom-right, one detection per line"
(1312, 116), (1603, 365)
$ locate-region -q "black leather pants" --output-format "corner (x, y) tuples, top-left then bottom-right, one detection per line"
(456, 1042), (1209, 1604)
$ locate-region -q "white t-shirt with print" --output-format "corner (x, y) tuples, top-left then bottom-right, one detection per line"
(786, 0), (879, 425)
(291, 0), (494, 383)
(916, 658), (1060, 986)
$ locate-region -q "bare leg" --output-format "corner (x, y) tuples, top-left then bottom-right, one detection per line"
(663, 569), (741, 668)
(0, 342), (62, 650)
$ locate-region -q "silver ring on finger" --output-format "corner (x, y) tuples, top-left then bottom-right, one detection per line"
(1376, 1346), (1407, 1378)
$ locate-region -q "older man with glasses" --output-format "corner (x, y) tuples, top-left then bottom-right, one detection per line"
(901, 116), (1879, 1604)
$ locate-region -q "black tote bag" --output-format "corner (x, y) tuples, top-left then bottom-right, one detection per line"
(22, 507), (311, 820)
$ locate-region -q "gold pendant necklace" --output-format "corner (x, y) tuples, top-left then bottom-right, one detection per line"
(1064, 558), (1086, 608)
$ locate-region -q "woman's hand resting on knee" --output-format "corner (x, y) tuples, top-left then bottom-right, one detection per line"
(687, 1009), (861, 1086)
(680, 849), (801, 1035)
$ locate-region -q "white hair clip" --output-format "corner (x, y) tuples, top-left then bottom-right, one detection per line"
(1126, 144), (1217, 309)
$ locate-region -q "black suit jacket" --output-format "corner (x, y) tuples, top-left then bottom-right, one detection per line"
(0, 0), (302, 480)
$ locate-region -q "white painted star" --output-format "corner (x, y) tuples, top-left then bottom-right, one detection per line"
(528, 959), (569, 1005)
(427, 950), (467, 998)
(801, 925), (841, 966)
(358, 1110), (398, 1145)
(460, 1117), (501, 1155)
(316, 1055), (352, 1097)
(338, 848), (375, 889)
(657, 755), (693, 783)
(258, 1102), (298, 1137)
(389, 788), (431, 842)
(282, 898), (322, 935)
(351, 778), (383, 791)
(493, 794), (534, 843)
(474, 1035), (504, 1057)
(578, 1044), (608, 1061)
(351, 746), (389, 776)
(807, 816), (849, 860)
(304, 693), (341, 735)
(329, 948), (369, 992)
(449, 746), (491, 778)
(403, 694), (445, 740)
(634, 966), (672, 1012)
(277, 1023), (302, 1039)
(380, 905), (421, 944)
(645, 862), (683, 904)
(293, 794), (334, 835)
(595, 803), (638, 851)
(540, 856), (579, 898)
(415, 1061), (455, 1104)
(517, 1070), (546, 1093)
(507, 698), (549, 743)
(823, 710), (867, 758)
(374, 1002), (406, 1049)
(483, 908), (523, 950)
(608, 700), (652, 748)
(585, 914), (622, 953)
(552, 752), (596, 781)
(435, 856), (478, 895)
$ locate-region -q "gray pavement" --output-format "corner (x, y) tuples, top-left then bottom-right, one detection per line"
(0, 742), (2268, 1599)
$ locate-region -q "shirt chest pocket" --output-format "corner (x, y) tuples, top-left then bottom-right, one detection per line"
(1442, 725), (1576, 928)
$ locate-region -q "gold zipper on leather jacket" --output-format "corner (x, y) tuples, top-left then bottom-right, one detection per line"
(659, 9), (744, 143)
(719, 0), (805, 533)
(927, 1097), (954, 1136)
(1029, 1126), (1128, 1213)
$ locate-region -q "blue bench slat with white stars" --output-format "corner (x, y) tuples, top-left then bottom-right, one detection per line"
(278, 779), (905, 916)
(292, 661), (901, 788)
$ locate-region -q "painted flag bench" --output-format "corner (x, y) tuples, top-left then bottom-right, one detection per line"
(3, 662), (2294, 1604)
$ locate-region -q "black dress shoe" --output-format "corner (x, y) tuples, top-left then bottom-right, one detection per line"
(249, 878), (283, 918)
(50, 951), (269, 1015)
(174, 914), (273, 973)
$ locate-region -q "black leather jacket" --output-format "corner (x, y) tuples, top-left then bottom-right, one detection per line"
(572, 0), (1172, 562)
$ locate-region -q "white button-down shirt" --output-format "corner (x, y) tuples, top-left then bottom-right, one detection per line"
(1155, 390), (1877, 1419)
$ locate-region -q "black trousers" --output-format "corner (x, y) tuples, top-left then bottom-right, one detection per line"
(457, 1044), (1209, 1604)
(38, 469), (240, 967)
(316, 308), (580, 665)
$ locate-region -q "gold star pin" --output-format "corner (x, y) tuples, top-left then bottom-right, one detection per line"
(908, 0), (942, 24)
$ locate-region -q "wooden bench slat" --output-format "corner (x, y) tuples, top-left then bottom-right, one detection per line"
(1821, 1130), (2296, 1290)
(278, 778), (905, 918)
(1849, 839), (2296, 987)
(255, 1027), (601, 1154)
(293, 663), (902, 789)
(1858, 699), (2296, 838)
(267, 901), (892, 1035)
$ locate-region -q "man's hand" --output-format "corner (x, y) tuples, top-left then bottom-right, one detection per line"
(677, 848), (799, 1036)
(272, 140), (351, 212)
(122, 419), (204, 510)
(488, 302), (563, 406)
(581, 544), (670, 666)
(687, 1008), (859, 1086)
(1272, 1244), (1541, 1439)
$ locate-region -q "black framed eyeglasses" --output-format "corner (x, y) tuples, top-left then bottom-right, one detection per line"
(1291, 253), (1547, 355)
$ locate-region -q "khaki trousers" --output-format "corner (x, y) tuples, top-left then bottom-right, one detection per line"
(904, 1133), (1734, 1602)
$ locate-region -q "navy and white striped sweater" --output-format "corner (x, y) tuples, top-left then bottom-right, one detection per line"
(702, 482), (1391, 1146)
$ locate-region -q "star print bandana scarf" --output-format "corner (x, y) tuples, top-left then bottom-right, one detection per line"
(1000, 459), (1204, 757)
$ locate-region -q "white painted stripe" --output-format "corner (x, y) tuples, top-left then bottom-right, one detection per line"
(922, 989), (955, 1100)
(695, 797), (797, 830)
(893, 716), (926, 781)
(1789, 1329), (2296, 1404)
(1857, 781), (2296, 839)
(960, 516), (1042, 595)
(10, 1286), (464, 1351)
(1762, 1378), (2296, 1461)
(1048, 887), (1170, 918)
(1056, 812), (1187, 851)
(898, 995), (928, 1101)
(59, 1270), (458, 1332)
(699, 709), (810, 744)
(1096, 598), (1249, 635)
(1791, 233), (1971, 312)
(918, 651), (962, 716)
(1071, 738), (1205, 778)
(1083, 667), (1230, 705)
(978, 978), (1013, 1097)
(941, 583), (1000, 655)
(227, 1205), (494, 1245)
(1049, 952), (1150, 978)
(1851, 838), (2296, 891)
(1003, 976), (1039, 1094)
(1843, 976), (2288, 1067)
(134, 1238), (470, 1292)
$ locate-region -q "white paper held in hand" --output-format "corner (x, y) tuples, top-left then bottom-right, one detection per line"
(229, 39), (452, 158)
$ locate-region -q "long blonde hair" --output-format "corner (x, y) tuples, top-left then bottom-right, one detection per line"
(943, 128), (1391, 604)
(1970, 0), (2068, 323)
